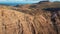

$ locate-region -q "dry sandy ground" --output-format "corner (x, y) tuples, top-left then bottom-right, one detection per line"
(0, 4), (60, 34)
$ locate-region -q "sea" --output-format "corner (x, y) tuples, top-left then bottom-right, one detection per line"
(0, 2), (38, 6)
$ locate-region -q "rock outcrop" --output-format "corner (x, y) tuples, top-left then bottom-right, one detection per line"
(0, 2), (60, 34)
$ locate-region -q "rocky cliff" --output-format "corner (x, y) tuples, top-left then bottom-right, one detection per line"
(0, 2), (60, 34)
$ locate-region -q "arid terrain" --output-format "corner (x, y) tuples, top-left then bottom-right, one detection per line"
(0, 2), (60, 34)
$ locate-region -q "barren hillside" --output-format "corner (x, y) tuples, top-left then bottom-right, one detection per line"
(0, 2), (60, 34)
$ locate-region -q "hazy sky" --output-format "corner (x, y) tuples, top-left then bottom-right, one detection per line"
(50, 0), (60, 2)
(0, 0), (60, 3)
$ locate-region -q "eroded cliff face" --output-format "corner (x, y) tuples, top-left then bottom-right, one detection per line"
(0, 2), (60, 34)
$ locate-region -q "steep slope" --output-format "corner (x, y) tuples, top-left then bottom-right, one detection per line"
(0, 2), (60, 34)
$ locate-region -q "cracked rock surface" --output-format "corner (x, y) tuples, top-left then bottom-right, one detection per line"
(0, 4), (60, 34)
